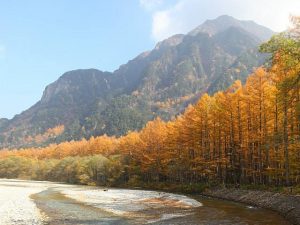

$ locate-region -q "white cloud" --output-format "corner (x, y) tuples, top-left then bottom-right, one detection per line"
(149, 0), (300, 42)
(139, 0), (164, 11)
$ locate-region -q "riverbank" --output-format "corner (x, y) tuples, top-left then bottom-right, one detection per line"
(0, 179), (298, 225)
(0, 179), (49, 225)
(119, 182), (300, 224)
(0, 179), (291, 225)
(202, 188), (300, 225)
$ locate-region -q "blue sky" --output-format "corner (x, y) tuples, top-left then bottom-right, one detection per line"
(0, 0), (299, 119)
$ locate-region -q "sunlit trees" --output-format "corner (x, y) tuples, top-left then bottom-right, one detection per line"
(0, 17), (299, 188)
(260, 16), (300, 185)
(0, 64), (298, 188)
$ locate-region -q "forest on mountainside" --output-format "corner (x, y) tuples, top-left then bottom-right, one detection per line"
(0, 17), (299, 191)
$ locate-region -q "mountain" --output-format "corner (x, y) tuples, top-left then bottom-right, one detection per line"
(0, 119), (8, 130)
(0, 15), (274, 148)
(189, 15), (274, 41)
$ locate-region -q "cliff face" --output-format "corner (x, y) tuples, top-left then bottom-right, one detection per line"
(0, 15), (274, 148)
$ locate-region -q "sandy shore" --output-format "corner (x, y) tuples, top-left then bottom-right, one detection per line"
(0, 179), (202, 224)
(0, 179), (50, 225)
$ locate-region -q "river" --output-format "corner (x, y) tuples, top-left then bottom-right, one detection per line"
(0, 179), (290, 225)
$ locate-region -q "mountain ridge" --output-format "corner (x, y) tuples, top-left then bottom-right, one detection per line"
(0, 15), (274, 148)
(189, 15), (274, 41)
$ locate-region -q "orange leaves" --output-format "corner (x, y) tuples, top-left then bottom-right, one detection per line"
(24, 125), (65, 145)
(0, 64), (299, 186)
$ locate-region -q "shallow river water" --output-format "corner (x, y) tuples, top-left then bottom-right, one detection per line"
(0, 179), (291, 225)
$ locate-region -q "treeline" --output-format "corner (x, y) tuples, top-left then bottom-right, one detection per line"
(0, 154), (123, 185)
(0, 17), (299, 187)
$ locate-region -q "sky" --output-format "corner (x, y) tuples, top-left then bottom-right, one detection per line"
(0, 0), (299, 119)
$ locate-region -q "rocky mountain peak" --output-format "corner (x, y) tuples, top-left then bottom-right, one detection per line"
(40, 69), (113, 104)
(189, 15), (274, 41)
(155, 34), (185, 50)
